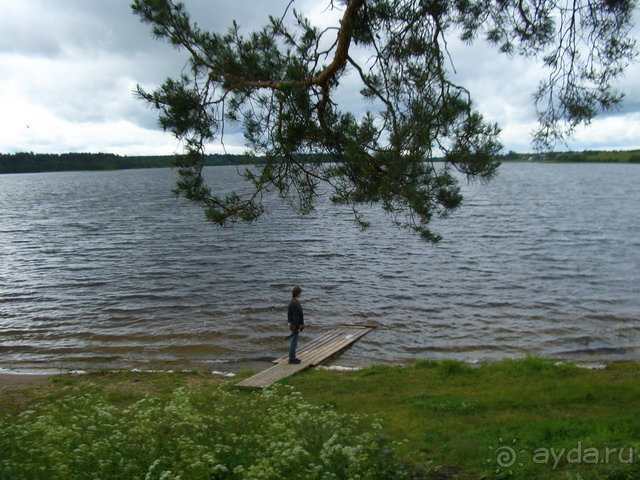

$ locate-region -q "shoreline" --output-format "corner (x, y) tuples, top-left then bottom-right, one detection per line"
(0, 373), (53, 388)
(0, 368), (242, 389)
(0, 357), (612, 388)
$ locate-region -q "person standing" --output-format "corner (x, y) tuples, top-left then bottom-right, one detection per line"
(287, 286), (304, 364)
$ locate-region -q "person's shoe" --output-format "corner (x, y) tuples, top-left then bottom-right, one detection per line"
(288, 358), (301, 364)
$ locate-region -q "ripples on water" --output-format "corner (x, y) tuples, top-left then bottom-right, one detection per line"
(1, 163), (639, 373)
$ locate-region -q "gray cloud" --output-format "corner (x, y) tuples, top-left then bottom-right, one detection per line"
(0, 1), (638, 155)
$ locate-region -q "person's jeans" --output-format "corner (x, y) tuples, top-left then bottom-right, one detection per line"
(288, 330), (299, 361)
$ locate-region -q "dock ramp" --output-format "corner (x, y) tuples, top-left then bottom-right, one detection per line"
(235, 324), (374, 388)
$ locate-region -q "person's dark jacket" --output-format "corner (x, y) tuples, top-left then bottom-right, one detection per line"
(288, 297), (304, 331)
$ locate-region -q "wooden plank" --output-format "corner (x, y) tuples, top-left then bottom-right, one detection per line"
(235, 361), (312, 388)
(273, 326), (370, 364)
(308, 327), (369, 358)
(290, 327), (359, 354)
(273, 329), (347, 364)
(236, 326), (374, 388)
(273, 330), (339, 364)
(297, 328), (348, 353)
(306, 328), (371, 365)
(340, 323), (378, 328)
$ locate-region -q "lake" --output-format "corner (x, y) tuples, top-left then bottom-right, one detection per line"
(1, 163), (639, 374)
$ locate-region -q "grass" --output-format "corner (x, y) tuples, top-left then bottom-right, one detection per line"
(283, 357), (640, 479)
(1, 358), (640, 479)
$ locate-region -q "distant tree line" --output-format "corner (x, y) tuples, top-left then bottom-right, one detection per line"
(1, 150), (638, 175)
(0, 152), (169, 173)
(502, 150), (640, 163)
(0, 152), (268, 174)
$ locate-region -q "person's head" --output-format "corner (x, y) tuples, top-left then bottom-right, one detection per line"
(292, 285), (302, 299)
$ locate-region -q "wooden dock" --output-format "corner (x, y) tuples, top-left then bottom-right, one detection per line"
(235, 325), (374, 388)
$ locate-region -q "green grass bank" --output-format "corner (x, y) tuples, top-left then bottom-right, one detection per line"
(1, 358), (639, 479)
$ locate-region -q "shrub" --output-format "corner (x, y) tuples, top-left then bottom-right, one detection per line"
(0, 383), (415, 480)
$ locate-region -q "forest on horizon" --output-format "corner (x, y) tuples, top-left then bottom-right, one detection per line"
(1, 150), (639, 174)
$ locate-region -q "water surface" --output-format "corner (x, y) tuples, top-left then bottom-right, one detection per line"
(1, 163), (638, 373)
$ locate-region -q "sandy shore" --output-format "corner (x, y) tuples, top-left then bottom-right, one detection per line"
(0, 373), (54, 389)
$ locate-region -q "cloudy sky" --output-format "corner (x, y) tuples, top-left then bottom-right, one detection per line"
(1, 0), (639, 156)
